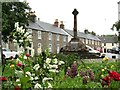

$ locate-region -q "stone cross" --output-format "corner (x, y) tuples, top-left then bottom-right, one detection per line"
(72, 9), (79, 39)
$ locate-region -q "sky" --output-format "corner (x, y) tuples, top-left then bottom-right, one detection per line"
(25, 0), (120, 35)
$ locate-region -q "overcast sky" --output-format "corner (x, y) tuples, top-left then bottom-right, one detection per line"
(26, 0), (120, 35)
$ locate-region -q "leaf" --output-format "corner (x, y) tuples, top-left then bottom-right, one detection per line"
(20, 76), (30, 84)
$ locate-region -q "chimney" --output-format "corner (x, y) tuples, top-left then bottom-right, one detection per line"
(38, 18), (40, 21)
(84, 29), (89, 34)
(60, 21), (64, 29)
(29, 11), (36, 22)
(54, 19), (59, 27)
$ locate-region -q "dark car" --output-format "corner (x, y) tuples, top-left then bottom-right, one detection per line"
(111, 47), (120, 54)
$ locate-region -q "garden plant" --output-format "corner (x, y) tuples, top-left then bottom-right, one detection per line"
(1, 22), (120, 89)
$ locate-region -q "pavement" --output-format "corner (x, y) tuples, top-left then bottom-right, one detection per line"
(101, 53), (120, 59)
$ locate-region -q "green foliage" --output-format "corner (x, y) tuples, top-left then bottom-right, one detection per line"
(51, 60), (120, 88)
(2, 49), (120, 88)
(56, 53), (79, 74)
(2, 49), (65, 89)
(2, 1), (31, 42)
(111, 20), (120, 31)
(110, 80), (120, 88)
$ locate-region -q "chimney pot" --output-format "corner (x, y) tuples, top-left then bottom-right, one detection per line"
(54, 19), (59, 27)
(29, 11), (36, 22)
(60, 21), (64, 29)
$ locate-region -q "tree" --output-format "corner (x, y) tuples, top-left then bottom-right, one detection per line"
(111, 20), (120, 47)
(2, 1), (31, 42)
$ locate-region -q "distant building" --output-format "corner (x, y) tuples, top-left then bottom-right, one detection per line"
(2, 12), (68, 56)
(98, 35), (118, 53)
(63, 29), (102, 49)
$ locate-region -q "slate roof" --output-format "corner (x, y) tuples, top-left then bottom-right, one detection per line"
(27, 22), (44, 31)
(98, 36), (118, 43)
(64, 29), (101, 41)
(27, 21), (68, 35)
(37, 21), (68, 35)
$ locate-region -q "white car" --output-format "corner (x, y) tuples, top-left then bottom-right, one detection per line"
(2, 48), (19, 59)
(86, 45), (101, 57)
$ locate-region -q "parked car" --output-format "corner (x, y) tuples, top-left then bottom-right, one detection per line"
(86, 45), (101, 58)
(111, 47), (120, 54)
(2, 48), (19, 59)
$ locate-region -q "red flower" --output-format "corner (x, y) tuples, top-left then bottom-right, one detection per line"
(101, 75), (111, 87)
(17, 63), (22, 67)
(26, 54), (30, 57)
(101, 79), (110, 87)
(101, 70), (120, 87)
(102, 75), (111, 83)
(0, 76), (7, 81)
(15, 86), (20, 90)
(108, 71), (118, 78)
(108, 71), (120, 81)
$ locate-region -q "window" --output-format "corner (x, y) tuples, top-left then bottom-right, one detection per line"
(86, 39), (88, 44)
(98, 41), (100, 46)
(84, 38), (86, 44)
(57, 44), (60, 53)
(57, 34), (60, 41)
(37, 43), (42, 54)
(89, 39), (92, 44)
(92, 40), (94, 44)
(48, 32), (52, 40)
(90, 40), (92, 44)
(83, 39), (85, 43)
(49, 44), (52, 52)
(88, 39), (89, 44)
(27, 29), (32, 34)
(38, 43), (41, 48)
(95, 41), (97, 45)
(38, 31), (41, 39)
(64, 36), (67, 42)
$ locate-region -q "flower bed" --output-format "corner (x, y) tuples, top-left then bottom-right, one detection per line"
(1, 52), (120, 89)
